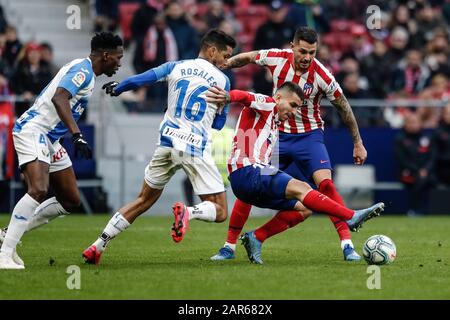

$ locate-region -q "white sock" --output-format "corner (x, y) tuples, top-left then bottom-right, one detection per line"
(187, 201), (216, 222)
(1, 194), (39, 256)
(341, 239), (354, 250)
(26, 197), (69, 232)
(93, 212), (130, 253)
(224, 242), (236, 251)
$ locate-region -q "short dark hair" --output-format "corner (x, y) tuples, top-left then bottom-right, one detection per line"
(293, 27), (318, 44)
(91, 32), (123, 52)
(200, 29), (236, 51)
(276, 81), (304, 100)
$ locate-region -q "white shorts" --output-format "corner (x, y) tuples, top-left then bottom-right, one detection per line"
(13, 130), (72, 173)
(145, 146), (225, 195)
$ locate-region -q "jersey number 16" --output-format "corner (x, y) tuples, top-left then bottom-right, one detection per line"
(174, 79), (208, 122)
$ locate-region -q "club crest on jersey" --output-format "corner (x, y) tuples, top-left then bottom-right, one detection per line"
(303, 83), (313, 96)
(256, 94), (266, 104)
(72, 72), (86, 87)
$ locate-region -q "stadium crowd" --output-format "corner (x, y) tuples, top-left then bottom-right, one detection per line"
(1, 0), (450, 215)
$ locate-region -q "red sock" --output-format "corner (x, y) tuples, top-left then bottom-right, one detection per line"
(254, 210), (305, 242)
(226, 199), (252, 244)
(302, 190), (354, 221)
(319, 179), (351, 241)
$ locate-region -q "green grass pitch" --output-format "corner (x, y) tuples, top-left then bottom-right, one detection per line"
(0, 214), (449, 299)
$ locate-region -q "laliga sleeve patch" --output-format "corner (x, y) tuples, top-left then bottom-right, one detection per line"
(258, 50), (268, 62)
(72, 72), (86, 87)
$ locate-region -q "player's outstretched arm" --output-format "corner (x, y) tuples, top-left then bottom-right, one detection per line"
(224, 51), (258, 69)
(330, 94), (367, 165)
(52, 88), (92, 159)
(108, 61), (177, 96)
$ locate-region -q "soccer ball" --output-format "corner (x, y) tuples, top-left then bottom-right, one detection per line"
(362, 235), (396, 265)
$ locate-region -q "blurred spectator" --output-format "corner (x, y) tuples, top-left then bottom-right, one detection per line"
(141, 13), (177, 111)
(0, 5), (7, 33)
(147, 0), (171, 11)
(394, 113), (436, 216)
(390, 49), (431, 97)
(360, 39), (392, 98)
(335, 55), (360, 84)
(10, 43), (52, 116)
(0, 93), (14, 181)
(424, 28), (450, 76)
(93, 0), (119, 33)
(344, 24), (373, 62)
(218, 19), (239, 88)
(317, 43), (339, 74)
(253, 0), (295, 50)
(165, 0), (199, 60)
(341, 72), (384, 127)
(417, 73), (450, 129)
(432, 104), (450, 187)
(412, 3), (447, 48)
(0, 32), (13, 78)
(386, 26), (410, 67)
(39, 42), (58, 76)
(285, 0), (330, 33)
(131, 1), (158, 73)
(388, 4), (419, 42)
(3, 26), (22, 68)
(204, 0), (226, 29)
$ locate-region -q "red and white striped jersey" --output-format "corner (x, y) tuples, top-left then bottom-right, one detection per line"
(255, 48), (343, 134)
(227, 90), (279, 174)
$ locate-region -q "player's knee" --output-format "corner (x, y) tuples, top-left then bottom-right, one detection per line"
(288, 179), (312, 198)
(28, 185), (49, 203)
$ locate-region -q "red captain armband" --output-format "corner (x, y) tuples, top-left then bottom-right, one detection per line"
(229, 90), (254, 106)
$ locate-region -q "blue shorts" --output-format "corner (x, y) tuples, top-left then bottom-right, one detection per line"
(274, 129), (332, 187)
(228, 164), (298, 211)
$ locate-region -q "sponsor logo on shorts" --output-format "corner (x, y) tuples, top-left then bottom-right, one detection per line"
(162, 126), (203, 148)
(52, 148), (67, 162)
(320, 160), (328, 164)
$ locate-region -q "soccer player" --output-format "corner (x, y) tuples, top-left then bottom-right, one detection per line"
(211, 27), (367, 261)
(0, 33), (124, 269)
(82, 29), (236, 265)
(206, 84), (384, 264)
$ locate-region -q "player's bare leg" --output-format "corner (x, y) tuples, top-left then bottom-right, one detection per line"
(313, 169), (360, 261)
(83, 181), (163, 264)
(0, 160), (49, 269)
(172, 191), (228, 243)
(26, 167), (80, 232)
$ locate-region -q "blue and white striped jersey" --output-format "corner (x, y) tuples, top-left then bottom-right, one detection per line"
(13, 57), (95, 143)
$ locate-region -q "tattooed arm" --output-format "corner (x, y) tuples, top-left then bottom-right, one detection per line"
(331, 95), (368, 165)
(224, 51), (259, 69)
